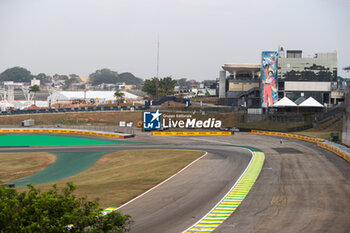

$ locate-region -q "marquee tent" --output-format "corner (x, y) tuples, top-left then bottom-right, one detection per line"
(273, 97), (297, 107)
(298, 97), (324, 107)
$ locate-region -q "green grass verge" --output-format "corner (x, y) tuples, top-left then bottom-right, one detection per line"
(10, 151), (112, 187)
(293, 117), (343, 140)
(0, 135), (128, 147)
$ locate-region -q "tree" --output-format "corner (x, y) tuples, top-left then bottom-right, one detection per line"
(0, 183), (132, 233)
(36, 73), (52, 84)
(114, 89), (125, 105)
(29, 85), (40, 105)
(158, 77), (177, 97)
(177, 78), (198, 89)
(142, 77), (176, 99)
(53, 74), (69, 81)
(69, 74), (80, 80)
(142, 78), (158, 98)
(63, 76), (81, 90)
(0, 67), (32, 82)
(89, 69), (143, 87)
(118, 72), (143, 87)
(89, 69), (119, 86)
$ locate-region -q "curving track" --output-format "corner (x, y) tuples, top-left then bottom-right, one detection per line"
(2, 133), (350, 233)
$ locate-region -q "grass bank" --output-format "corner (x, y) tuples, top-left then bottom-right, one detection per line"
(17, 149), (204, 208)
(294, 117), (343, 141)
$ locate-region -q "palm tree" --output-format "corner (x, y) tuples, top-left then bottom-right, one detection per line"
(29, 85), (40, 106)
(114, 89), (125, 105)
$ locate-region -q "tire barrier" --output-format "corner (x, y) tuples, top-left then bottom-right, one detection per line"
(251, 130), (350, 163)
(0, 128), (127, 139)
(184, 146), (265, 233)
(152, 131), (231, 136)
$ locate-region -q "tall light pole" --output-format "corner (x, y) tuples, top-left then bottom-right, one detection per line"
(157, 36), (160, 79)
(156, 36), (160, 101)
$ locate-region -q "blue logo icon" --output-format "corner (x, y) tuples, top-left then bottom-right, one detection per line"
(143, 110), (161, 129)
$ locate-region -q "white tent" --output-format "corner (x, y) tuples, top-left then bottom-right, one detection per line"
(273, 97), (297, 107)
(48, 91), (140, 104)
(0, 101), (14, 111)
(13, 101), (49, 109)
(298, 97), (324, 107)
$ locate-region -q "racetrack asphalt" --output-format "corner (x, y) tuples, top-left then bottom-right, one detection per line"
(1, 132), (350, 233)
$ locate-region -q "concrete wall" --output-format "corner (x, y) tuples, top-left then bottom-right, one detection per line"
(284, 81), (331, 91)
(219, 70), (226, 98)
(342, 88), (350, 146)
(228, 81), (259, 92)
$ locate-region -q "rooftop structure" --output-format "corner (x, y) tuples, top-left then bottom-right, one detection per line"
(222, 64), (261, 76)
(219, 64), (261, 108)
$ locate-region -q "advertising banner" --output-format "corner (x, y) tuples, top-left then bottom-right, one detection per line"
(261, 51), (278, 108)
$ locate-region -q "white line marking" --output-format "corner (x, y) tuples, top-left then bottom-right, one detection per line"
(116, 150), (208, 210)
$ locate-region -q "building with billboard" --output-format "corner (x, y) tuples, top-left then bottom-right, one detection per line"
(277, 48), (337, 105)
(218, 48), (339, 108)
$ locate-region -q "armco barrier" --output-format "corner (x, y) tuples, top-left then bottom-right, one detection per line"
(251, 130), (322, 143)
(317, 142), (350, 163)
(152, 131), (231, 136)
(0, 128), (126, 139)
(251, 130), (350, 163)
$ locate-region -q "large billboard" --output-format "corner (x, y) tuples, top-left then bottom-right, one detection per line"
(261, 51), (278, 108)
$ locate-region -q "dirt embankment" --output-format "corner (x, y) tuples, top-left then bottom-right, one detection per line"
(0, 110), (322, 132)
(0, 152), (57, 183)
(0, 111), (143, 126)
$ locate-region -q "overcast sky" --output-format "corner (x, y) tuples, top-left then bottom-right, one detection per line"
(0, 0), (349, 80)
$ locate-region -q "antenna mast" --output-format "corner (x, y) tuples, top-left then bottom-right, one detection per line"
(157, 36), (159, 78)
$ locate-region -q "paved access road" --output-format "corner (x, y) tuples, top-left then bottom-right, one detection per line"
(2, 133), (350, 233)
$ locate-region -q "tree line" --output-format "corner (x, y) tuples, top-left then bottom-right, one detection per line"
(0, 183), (132, 232)
(0, 66), (197, 99)
(0, 67), (143, 87)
